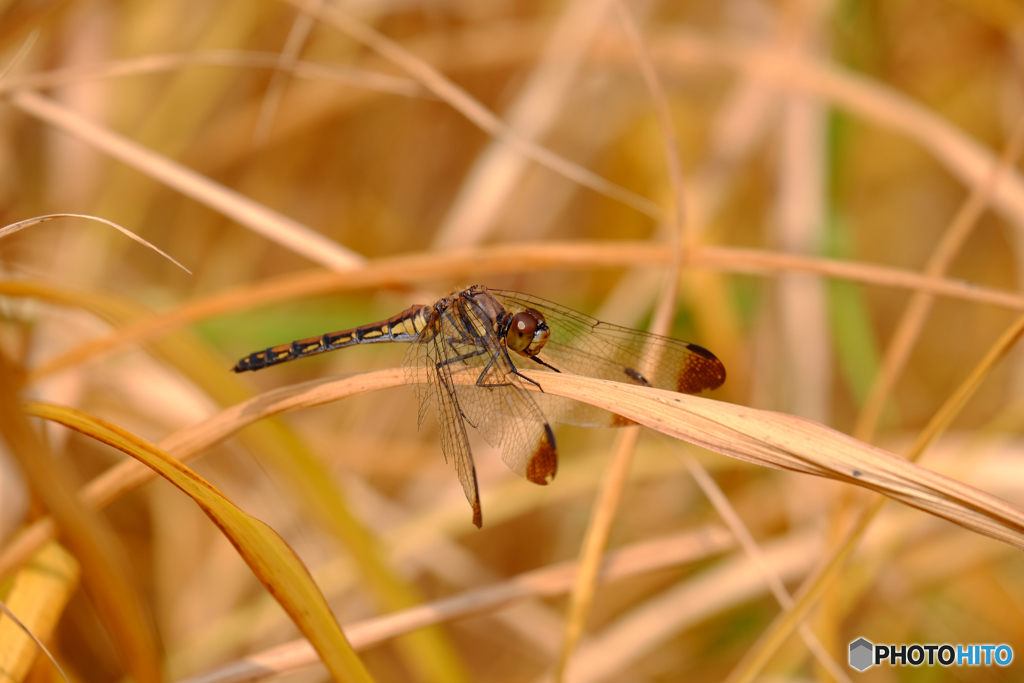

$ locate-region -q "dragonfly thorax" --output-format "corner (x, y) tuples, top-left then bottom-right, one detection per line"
(504, 308), (550, 357)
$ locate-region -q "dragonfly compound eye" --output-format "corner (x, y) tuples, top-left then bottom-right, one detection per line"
(506, 309), (550, 356)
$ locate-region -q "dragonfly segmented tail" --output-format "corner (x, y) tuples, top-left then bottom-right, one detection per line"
(232, 304), (431, 372)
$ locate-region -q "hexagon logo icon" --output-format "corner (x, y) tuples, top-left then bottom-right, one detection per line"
(849, 638), (874, 671)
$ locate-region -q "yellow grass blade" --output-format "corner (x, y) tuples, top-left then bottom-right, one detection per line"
(26, 402), (375, 683)
(0, 356), (162, 683)
(0, 542), (78, 683)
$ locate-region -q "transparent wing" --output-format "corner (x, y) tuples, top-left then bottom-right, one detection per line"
(404, 316), (483, 527)
(490, 289), (726, 427)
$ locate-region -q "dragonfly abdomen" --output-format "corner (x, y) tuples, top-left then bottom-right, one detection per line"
(232, 304), (431, 372)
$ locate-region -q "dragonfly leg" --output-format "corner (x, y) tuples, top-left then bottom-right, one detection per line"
(528, 355), (562, 373)
(435, 346), (489, 428)
(473, 347), (546, 394)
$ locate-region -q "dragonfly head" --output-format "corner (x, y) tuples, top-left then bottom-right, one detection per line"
(505, 308), (550, 357)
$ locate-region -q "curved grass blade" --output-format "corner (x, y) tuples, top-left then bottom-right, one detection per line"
(518, 369), (1024, 550)
(26, 402), (375, 683)
(0, 356), (162, 683)
(0, 213), (191, 274)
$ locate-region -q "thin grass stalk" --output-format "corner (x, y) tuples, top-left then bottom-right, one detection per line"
(19, 241), (1024, 385)
(6, 90), (364, 270)
(431, 0), (618, 250)
(281, 0), (663, 220)
(177, 526), (735, 683)
(681, 453), (850, 683)
(250, 2), (319, 147)
(819, 109), (1024, 670)
(854, 112), (1024, 444)
(555, 4), (689, 677)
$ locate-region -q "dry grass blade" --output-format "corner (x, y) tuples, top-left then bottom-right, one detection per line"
(6, 90), (363, 271)
(0, 213), (191, 273)
(724, 311), (1024, 683)
(0, 354), (162, 683)
(5, 360), (1022, 580)
(522, 369), (1024, 550)
(251, 4), (319, 147)
(0, 543), (77, 683)
(178, 526), (735, 683)
(26, 402), (376, 683)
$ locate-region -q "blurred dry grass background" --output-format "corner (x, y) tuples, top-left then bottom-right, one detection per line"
(2, 0), (1024, 681)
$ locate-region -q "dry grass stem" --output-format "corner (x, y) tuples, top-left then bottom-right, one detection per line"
(179, 525), (734, 683)
(855, 113), (1024, 442)
(521, 370), (1024, 550)
(556, 5), (691, 676)
(283, 0), (664, 220)
(681, 454), (850, 683)
(19, 241), (1024, 385)
(0, 51), (424, 98)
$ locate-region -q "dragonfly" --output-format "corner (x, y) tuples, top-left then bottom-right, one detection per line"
(233, 285), (726, 527)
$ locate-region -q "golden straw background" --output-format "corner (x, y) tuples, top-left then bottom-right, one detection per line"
(2, 0), (1024, 681)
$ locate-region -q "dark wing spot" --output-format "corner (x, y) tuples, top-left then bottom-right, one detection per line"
(525, 424), (558, 485)
(685, 342), (718, 360)
(624, 367), (650, 386)
(676, 355), (727, 394)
